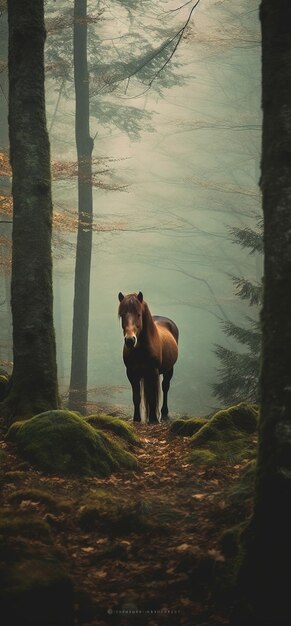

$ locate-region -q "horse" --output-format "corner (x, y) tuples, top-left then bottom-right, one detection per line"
(118, 291), (179, 424)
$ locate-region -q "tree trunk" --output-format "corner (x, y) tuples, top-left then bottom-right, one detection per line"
(0, 7), (12, 371)
(2, 0), (59, 423)
(68, 0), (93, 413)
(234, 2), (291, 624)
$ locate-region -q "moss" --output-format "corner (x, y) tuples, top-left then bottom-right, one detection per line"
(170, 416), (207, 436)
(0, 556), (74, 626)
(189, 403), (258, 466)
(85, 413), (140, 445)
(227, 460), (256, 514)
(6, 410), (138, 477)
(7, 488), (60, 511)
(220, 522), (247, 559)
(0, 448), (8, 464)
(188, 449), (217, 465)
(78, 490), (179, 535)
(0, 509), (52, 540)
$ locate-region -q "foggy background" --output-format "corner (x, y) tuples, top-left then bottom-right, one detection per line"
(1, 0), (261, 416)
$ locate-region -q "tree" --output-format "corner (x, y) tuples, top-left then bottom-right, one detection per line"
(1, 0), (59, 423)
(213, 222), (262, 405)
(0, 7), (12, 371)
(68, 0), (93, 412)
(234, 2), (291, 624)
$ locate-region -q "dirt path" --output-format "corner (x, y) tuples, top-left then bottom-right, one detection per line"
(0, 422), (240, 625)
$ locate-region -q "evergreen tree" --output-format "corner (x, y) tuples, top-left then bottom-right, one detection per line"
(213, 220), (262, 405)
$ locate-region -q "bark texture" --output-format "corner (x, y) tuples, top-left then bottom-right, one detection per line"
(68, 0), (93, 413)
(234, 2), (291, 624)
(4, 0), (59, 422)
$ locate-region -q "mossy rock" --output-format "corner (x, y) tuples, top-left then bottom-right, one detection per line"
(188, 449), (217, 465)
(78, 489), (181, 535)
(7, 488), (60, 512)
(0, 509), (52, 541)
(85, 413), (140, 445)
(189, 403), (258, 466)
(170, 416), (208, 436)
(6, 410), (138, 477)
(0, 555), (74, 626)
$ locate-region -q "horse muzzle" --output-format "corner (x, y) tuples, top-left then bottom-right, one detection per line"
(125, 335), (137, 349)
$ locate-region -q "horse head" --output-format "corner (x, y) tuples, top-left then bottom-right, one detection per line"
(118, 291), (143, 349)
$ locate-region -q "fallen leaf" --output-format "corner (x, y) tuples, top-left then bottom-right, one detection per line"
(92, 570), (107, 578)
(208, 548), (225, 562)
(81, 546), (95, 553)
(176, 543), (191, 552)
(192, 493), (207, 501)
(20, 500), (39, 510)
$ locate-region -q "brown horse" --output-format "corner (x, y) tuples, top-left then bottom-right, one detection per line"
(118, 291), (179, 424)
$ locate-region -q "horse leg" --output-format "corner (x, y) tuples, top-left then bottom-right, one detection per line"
(127, 370), (141, 422)
(144, 369), (160, 424)
(161, 367), (173, 420)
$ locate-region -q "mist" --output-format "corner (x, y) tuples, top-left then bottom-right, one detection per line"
(1, 0), (261, 416)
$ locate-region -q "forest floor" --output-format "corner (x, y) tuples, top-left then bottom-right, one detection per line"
(0, 419), (252, 626)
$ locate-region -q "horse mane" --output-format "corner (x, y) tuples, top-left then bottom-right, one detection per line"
(140, 300), (157, 335)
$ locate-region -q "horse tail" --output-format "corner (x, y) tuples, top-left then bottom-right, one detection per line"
(142, 369), (160, 422)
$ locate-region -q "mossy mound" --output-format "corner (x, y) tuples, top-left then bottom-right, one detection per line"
(0, 509), (52, 540)
(7, 488), (60, 512)
(6, 410), (138, 477)
(170, 416), (208, 436)
(78, 489), (181, 535)
(85, 413), (140, 445)
(189, 403), (258, 466)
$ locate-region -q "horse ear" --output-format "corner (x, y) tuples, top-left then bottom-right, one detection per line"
(137, 291), (143, 303)
(118, 292), (124, 302)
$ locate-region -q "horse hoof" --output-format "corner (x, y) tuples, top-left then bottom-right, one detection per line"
(133, 418), (141, 423)
(161, 415), (169, 421)
(149, 419), (159, 425)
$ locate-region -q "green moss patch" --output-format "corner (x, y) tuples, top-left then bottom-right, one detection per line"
(0, 509), (52, 540)
(85, 413), (140, 445)
(78, 489), (181, 535)
(170, 416), (207, 436)
(189, 403), (258, 466)
(7, 488), (60, 511)
(6, 410), (138, 477)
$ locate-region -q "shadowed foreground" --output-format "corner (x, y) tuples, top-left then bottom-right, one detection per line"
(0, 412), (256, 626)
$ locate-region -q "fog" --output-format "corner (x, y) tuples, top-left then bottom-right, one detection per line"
(1, 1), (261, 416)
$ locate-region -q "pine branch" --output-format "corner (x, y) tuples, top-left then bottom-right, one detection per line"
(232, 277), (262, 306)
(229, 225), (263, 254)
